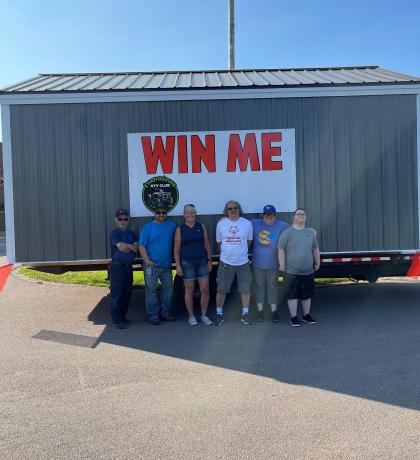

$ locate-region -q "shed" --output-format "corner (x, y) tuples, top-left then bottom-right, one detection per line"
(1, 66), (420, 265)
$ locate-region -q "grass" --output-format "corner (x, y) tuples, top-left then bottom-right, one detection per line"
(17, 266), (349, 288)
(17, 267), (145, 288)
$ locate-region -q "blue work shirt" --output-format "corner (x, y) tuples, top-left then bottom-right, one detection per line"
(109, 228), (137, 264)
(139, 220), (177, 269)
(251, 219), (289, 269)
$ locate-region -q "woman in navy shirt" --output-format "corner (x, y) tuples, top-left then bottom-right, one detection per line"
(174, 204), (213, 325)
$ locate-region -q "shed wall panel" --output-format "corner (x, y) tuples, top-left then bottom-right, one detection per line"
(9, 95), (418, 262)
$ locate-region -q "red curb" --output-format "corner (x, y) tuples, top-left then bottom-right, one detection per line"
(0, 264), (13, 292)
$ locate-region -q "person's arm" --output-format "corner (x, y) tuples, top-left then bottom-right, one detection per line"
(277, 231), (288, 272)
(278, 248), (286, 272)
(118, 241), (138, 253)
(247, 221), (253, 248)
(312, 230), (320, 271)
(127, 241), (139, 253)
(174, 227), (183, 276)
(110, 230), (131, 253)
(313, 247), (320, 271)
(116, 242), (131, 253)
(216, 221), (222, 254)
(202, 225), (213, 272)
(139, 245), (155, 266)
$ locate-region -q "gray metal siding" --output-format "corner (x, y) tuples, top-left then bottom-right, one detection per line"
(9, 95), (418, 263)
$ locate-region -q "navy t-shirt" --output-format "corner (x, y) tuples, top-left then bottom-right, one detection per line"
(109, 228), (137, 263)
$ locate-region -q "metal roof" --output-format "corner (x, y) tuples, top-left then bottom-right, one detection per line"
(1, 66), (419, 94)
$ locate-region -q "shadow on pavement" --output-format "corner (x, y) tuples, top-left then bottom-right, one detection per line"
(87, 282), (420, 411)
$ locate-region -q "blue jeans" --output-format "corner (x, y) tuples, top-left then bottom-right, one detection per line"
(110, 262), (133, 324)
(144, 265), (173, 318)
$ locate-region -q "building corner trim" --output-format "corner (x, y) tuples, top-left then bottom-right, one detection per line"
(417, 95), (420, 249)
(1, 105), (16, 263)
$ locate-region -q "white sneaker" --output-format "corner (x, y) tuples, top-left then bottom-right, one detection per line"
(201, 315), (213, 325)
(188, 316), (198, 326)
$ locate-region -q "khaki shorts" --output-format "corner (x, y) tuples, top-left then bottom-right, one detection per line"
(217, 262), (252, 294)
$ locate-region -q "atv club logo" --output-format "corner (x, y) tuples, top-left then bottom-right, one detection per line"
(142, 176), (179, 213)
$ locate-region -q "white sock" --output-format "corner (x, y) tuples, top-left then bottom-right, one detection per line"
(216, 307), (223, 315)
(242, 307), (249, 315)
(271, 304), (277, 312)
(257, 303), (263, 312)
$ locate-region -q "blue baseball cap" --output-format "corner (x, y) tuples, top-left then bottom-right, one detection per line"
(263, 204), (276, 214)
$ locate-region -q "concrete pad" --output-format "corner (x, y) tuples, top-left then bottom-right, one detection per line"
(1, 273), (420, 459)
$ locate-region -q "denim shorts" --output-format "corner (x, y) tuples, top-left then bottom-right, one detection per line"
(182, 258), (209, 281)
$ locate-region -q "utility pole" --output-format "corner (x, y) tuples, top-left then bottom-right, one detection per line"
(228, 0), (235, 70)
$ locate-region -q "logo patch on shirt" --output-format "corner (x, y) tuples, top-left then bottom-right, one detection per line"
(259, 230), (271, 245)
(226, 226), (241, 244)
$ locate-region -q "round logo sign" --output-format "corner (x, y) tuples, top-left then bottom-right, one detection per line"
(142, 176), (179, 213)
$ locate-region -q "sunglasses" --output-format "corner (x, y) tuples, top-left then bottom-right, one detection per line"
(117, 217), (129, 221)
(155, 211), (167, 215)
(227, 207), (238, 211)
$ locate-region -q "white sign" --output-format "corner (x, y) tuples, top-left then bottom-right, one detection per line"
(127, 129), (296, 216)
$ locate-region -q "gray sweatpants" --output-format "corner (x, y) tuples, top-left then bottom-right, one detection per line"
(252, 266), (279, 304)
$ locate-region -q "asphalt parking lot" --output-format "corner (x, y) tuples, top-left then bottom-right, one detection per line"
(1, 272), (420, 459)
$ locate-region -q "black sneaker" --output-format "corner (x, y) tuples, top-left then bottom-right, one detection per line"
(256, 311), (265, 322)
(302, 314), (317, 324)
(160, 313), (175, 322)
(241, 314), (252, 325)
(271, 311), (280, 323)
(290, 316), (301, 327)
(122, 318), (132, 325)
(115, 322), (126, 329)
(214, 314), (224, 326)
(149, 316), (161, 325)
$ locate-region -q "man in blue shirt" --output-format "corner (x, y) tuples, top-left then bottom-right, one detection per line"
(109, 208), (138, 329)
(139, 203), (177, 325)
(252, 205), (289, 322)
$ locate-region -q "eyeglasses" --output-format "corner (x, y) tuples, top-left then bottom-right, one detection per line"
(117, 217), (129, 221)
(227, 207), (238, 211)
(295, 212), (306, 216)
(155, 211), (167, 215)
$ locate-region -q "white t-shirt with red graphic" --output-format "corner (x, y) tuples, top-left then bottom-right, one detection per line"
(216, 217), (253, 266)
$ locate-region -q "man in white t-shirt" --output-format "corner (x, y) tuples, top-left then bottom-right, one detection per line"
(215, 200), (253, 326)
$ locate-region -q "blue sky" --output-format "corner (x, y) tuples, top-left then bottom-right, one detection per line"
(1, 0), (419, 139)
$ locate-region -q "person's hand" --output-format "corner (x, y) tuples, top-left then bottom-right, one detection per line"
(279, 264), (286, 272)
(314, 262), (320, 271)
(176, 265), (184, 277)
(207, 260), (213, 273)
(145, 259), (155, 267)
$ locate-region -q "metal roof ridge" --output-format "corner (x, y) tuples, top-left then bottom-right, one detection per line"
(38, 65), (381, 77)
